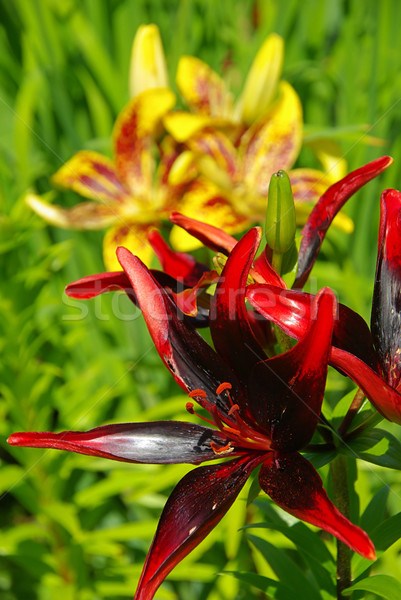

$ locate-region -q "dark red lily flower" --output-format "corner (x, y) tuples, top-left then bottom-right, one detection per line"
(9, 229), (375, 600)
(248, 189), (401, 424)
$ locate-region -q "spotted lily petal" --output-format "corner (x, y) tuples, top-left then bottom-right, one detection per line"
(113, 88), (175, 196)
(249, 289), (336, 451)
(294, 156), (394, 289)
(371, 189), (401, 389)
(169, 178), (249, 252)
(8, 422), (230, 465)
(116, 248), (240, 413)
(188, 129), (238, 187)
(26, 193), (117, 230)
(164, 111), (216, 143)
(103, 221), (155, 271)
(237, 33), (284, 125)
(134, 455), (262, 600)
(259, 452), (375, 560)
(242, 82), (302, 197)
(51, 151), (131, 203)
(176, 56), (233, 118)
(306, 138), (348, 182)
(129, 24), (169, 98)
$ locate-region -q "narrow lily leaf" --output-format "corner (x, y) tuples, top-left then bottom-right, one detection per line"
(210, 228), (267, 392)
(249, 289), (335, 450)
(134, 455), (261, 600)
(116, 248), (239, 413)
(371, 189), (401, 389)
(147, 229), (207, 286)
(294, 156), (394, 288)
(331, 348), (401, 423)
(247, 284), (379, 370)
(259, 452), (375, 560)
(51, 151), (131, 203)
(26, 194), (117, 230)
(176, 55), (232, 118)
(8, 422), (232, 465)
(343, 575), (401, 599)
(113, 88), (175, 196)
(170, 211), (238, 254)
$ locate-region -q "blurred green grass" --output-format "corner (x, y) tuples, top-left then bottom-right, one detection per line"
(1, 1), (401, 599)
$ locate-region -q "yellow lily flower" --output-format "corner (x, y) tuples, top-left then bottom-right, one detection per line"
(26, 88), (191, 270)
(166, 83), (352, 251)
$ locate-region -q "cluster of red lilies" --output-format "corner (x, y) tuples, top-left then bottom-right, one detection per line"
(9, 155), (401, 600)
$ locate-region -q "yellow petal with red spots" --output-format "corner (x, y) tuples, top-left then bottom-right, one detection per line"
(103, 221), (155, 271)
(52, 151), (131, 203)
(176, 56), (233, 118)
(26, 193), (117, 230)
(289, 169), (354, 233)
(189, 130), (238, 187)
(242, 81), (303, 196)
(113, 88), (175, 196)
(237, 33), (284, 126)
(129, 24), (169, 98)
(169, 178), (249, 252)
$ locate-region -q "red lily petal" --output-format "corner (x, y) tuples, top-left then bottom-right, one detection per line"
(248, 288), (336, 451)
(210, 228), (267, 393)
(259, 452), (375, 560)
(116, 248), (239, 414)
(170, 212), (237, 254)
(247, 284), (379, 371)
(294, 156), (393, 288)
(253, 251), (286, 287)
(8, 422), (232, 465)
(331, 347), (401, 423)
(172, 270), (219, 317)
(147, 229), (207, 286)
(371, 189), (401, 389)
(134, 454), (263, 600)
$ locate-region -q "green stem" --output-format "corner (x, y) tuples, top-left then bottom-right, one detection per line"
(330, 455), (351, 599)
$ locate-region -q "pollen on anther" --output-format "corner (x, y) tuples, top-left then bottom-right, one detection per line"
(189, 388), (208, 399)
(228, 403), (240, 416)
(216, 382), (232, 394)
(186, 402), (195, 414)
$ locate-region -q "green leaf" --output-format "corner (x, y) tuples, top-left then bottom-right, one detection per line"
(343, 574), (401, 598)
(342, 429), (401, 469)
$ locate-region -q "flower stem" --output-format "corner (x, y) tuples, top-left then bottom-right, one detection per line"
(338, 388), (365, 436)
(330, 455), (351, 599)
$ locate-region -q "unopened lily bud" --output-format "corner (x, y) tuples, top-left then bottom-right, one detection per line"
(265, 170), (296, 254)
(129, 24), (169, 98)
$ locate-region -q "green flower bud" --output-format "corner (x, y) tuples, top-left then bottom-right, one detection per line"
(265, 170), (296, 254)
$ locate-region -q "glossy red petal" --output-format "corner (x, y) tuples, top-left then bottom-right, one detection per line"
(331, 347), (401, 423)
(294, 156), (393, 288)
(116, 247), (239, 414)
(259, 452), (375, 560)
(247, 284), (379, 370)
(170, 212), (237, 254)
(210, 228), (267, 393)
(147, 229), (207, 286)
(8, 422), (233, 465)
(253, 251), (286, 287)
(248, 288), (336, 451)
(371, 189), (401, 388)
(65, 271), (131, 299)
(134, 454), (263, 600)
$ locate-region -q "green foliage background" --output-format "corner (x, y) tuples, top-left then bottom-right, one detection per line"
(1, 1), (401, 599)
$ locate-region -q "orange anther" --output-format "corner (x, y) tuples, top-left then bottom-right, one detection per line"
(186, 402), (195, 413)
(210, 441), (234, 455)
(216, 382), (232, 394)
(188, 388), (207, 399)
(228, 403), (240, 416)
